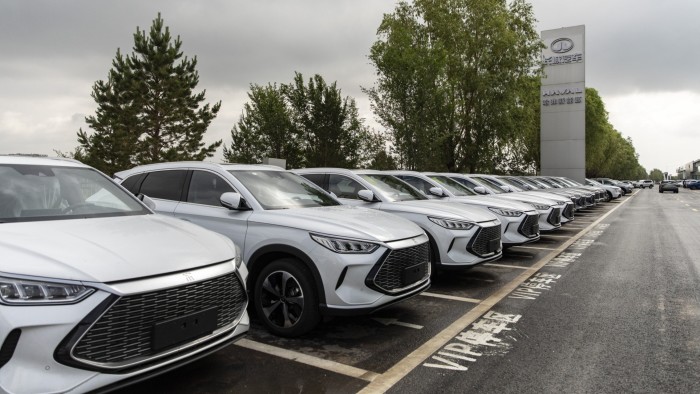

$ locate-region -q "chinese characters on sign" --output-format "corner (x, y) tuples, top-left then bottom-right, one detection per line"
(542, 87), (584, 107)
(543, 52), (583, 66)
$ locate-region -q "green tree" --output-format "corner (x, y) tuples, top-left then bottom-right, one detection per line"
(366, 0), (543, 172)
(223, 83), (302, 168)
(649, 168), (664, 182)
(76, 13), (221, 175)
(225, 73), (383, 169)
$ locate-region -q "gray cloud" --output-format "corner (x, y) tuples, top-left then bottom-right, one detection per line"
(1, 0), (698, 172)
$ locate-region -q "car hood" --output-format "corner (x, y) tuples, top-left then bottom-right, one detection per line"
(382, 200), (499, 223)
(446, 195), (538, 212)
(0, 215), (237, 283)
(250, 205), (424, 242)
(493, 192), (561, 207)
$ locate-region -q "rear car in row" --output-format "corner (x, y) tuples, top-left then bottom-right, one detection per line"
(293, 168), (504, 272)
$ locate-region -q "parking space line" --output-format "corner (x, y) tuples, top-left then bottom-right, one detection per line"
(483, 263), (529, 270)
(357, 191), (636, 394)
(420, 292), (482, 304)
(510, 245), (557, 251)
(540, 234), (571, 238)
(236, 338), (380, 382)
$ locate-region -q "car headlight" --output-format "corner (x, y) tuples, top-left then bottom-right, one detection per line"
(528, 203), (552, 211)
(310, 234), (380, 254)
(0, 276), (94, 305)
(428, 217), (476, 230)
(233, 245), (243, 269)
(488, 207), (524, 217)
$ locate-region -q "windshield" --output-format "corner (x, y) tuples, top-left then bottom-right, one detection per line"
(0, 164), (148, 223)
(495, 177), (524, 192)
(427, 175), (477, 196)
(229, 170), (339, 210)
(358, 174), (427, 202)
(471, 176), (505, 194)
(520, 177), (548, 189)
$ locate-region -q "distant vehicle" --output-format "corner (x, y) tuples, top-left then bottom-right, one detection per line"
(639, 180), (654, 189)
(659, 180), (679, 194)
(688, 180), (700, 190)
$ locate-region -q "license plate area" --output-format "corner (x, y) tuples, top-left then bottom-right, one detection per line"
(402, 262), (427, 285)
(152, 307), (218, 351)
(488, 238), (501, 253)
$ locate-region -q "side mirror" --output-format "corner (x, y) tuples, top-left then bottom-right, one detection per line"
(474, 186), (488, 195)
(428, 187), (445, 197)
(137, 194), (156, 210)
(329, 191), (338, 199)
(499, 185), (511, 192)
(220, 192), (248, 210)
(357, 189), (377, 202)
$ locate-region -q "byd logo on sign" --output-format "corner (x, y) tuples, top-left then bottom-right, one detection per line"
(550, 38), (574, 53)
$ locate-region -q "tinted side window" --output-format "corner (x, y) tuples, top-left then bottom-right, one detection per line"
(120, 173), (145, 195)
(140, 170), (187, 201)
(396, 175), (432, 196)
(187, 171), (235, 206)
(299, 173), (326, 189)
(328, 174), (364, 199)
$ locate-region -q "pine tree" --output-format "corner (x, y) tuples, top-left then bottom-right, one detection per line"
(76, 13), (221, 175)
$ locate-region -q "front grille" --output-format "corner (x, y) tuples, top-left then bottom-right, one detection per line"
(563, 203), (575, 220)
(517, 214), (540, 238)
(547, 207), (562, 226)
(468, 224), (502, 257)
(586, 195), (595, 205)
(72, 272), (246, 366)
(576, 197), (585, 208)
(369, 242), (430, 294)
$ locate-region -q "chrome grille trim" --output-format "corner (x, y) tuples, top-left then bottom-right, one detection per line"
(547, 207), (562, 226)
(69, 270), (247, 370)
(368, 241), (430, 295)
(517, 214), (540, 238)
(468, 224), (502, 257)
(563, 203), (575, 220)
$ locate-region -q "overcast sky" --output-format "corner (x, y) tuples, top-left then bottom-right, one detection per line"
(2, 0), (699, 175)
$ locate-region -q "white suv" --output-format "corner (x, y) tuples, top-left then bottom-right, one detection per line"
(293, 168), (503, 270)
(639, 179), (654, 189)
(0, 156), (248, 393)
(385, 171), (541, 247)
(115, 163), (431, 337)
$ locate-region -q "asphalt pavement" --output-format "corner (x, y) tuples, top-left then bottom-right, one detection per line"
(119, 188), (700, 394)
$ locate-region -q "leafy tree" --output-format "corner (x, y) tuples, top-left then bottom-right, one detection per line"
(649, 168), (664, 182)
(225, 73), (383, 169)
(366, 0), (543, 173)
(76, 13), (221, 175)
(223, 83), (301, 168)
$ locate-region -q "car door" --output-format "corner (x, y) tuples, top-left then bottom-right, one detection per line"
(173, 170), (252, 252)
(135, 170), (188, 215)
(327, 174), (376, 207)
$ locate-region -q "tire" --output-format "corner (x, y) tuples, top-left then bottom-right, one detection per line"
(674, 190), (678, 193)
(253, 258), (321, 337)
(659, 190), (663, 193)
(605, 191), (613, 202)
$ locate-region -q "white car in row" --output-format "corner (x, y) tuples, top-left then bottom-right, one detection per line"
(293, 168), (504, 271)
(0, 156), (249, 393)
(115, 163), (432, 338)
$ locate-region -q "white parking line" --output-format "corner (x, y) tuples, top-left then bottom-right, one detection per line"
(510, 245), (557, 251)
(540, 234), (571, 238)
(235, 338), (380, 382)
(483, 263), (529, 270)
(357, 191), (636, 394)
(421, 292), (482, 304)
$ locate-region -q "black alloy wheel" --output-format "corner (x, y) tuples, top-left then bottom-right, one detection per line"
(254, 258), (321, 337)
